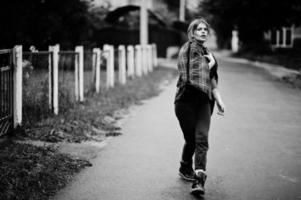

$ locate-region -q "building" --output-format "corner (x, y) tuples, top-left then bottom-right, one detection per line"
(265, 25), (301, 49)
(94, 4), (186, 57)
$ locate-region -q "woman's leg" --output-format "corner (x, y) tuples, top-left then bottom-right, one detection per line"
(190, 94), (211, 194)
(175, 103), (196, 165)
(194, 96), (211, 171)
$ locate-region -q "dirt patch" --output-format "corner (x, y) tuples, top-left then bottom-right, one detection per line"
(282, 73), (301, 89)
(0, 140), (92, 200)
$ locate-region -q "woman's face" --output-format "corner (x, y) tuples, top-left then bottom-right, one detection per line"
(194, 22), (209, 43)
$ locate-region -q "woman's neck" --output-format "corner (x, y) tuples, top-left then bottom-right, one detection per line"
(193, 39), (205, 47)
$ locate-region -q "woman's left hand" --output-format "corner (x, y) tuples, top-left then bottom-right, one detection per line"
(204, 52), (215, 69)
(217, 100), (225, 114)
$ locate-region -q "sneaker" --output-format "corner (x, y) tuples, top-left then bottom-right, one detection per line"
(190, 170), (207, 195)
(179, 163), (195, 181)
(179, 167), (195, 181)
(191, 181), (205, 195)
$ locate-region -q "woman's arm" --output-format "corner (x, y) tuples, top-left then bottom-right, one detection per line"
(211, 77), (225, 114)
(211, 77), (218, 89)
(212, 88), (225, 113)
(211, 78), (225, 114)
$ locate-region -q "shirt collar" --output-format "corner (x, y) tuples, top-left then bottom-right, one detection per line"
(190, 39), (207, 54)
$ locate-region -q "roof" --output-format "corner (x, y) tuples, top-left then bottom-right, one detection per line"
(105, 5), (166, 27)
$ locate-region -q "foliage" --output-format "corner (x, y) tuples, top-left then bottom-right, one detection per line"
(89, 2), (112, 30)
(159, 0), (197, 22)
(161, 0), (180, 12)
(0, 0), (109, 49)
(200, 0), (301, 49)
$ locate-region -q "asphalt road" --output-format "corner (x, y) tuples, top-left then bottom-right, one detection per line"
(53, 57), (301, 200)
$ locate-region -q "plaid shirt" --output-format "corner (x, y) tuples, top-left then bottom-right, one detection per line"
(176, 41), (217, 100)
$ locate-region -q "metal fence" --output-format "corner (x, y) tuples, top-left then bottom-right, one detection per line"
(0, 49), (13, 136)
(22, 51), (52, 126)
(84, 51), (97, 95)
(58, 51), (78, 111)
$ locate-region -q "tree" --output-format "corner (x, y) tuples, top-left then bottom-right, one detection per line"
(89, 3), (112, 30)
(0, 0), (95, 49)
(161, 0), (179, 12)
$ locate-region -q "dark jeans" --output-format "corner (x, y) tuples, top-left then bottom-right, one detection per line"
(175, 88), (211, 171)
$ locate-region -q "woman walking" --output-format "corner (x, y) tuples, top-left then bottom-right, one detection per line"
(175, 18), (225, 196)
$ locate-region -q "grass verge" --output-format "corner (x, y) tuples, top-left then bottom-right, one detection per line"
(21, 67), (177, 143)
(232, 51), (301, 89)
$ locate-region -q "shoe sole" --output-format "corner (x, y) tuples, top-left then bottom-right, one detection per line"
(190, 188), (205, 196)
(178, 172), (196, 181)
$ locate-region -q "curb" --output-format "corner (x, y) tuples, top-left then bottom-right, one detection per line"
(214, 52), (300, 80)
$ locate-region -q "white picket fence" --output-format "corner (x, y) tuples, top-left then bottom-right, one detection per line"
(10, 43), (158, 128)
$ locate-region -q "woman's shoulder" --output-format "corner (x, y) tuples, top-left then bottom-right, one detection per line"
(178, 41), (190, 56)
(180, 41), (190, 50)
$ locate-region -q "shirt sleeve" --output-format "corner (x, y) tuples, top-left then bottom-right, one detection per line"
(211, 78), (218, 89)
(210, 55), (218, 85)
(177, 43), (190, 76)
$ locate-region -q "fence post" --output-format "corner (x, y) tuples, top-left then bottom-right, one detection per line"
(75, 46), (84, 102)
(13, 45), (22, 128)
(93, 48), (101, 93)
(127, 45), (134, 78)
(92, 49), (96, 90)
(150, 44), (154, 71)
(48, 46), (53, 109)
(282, 27), (286, 48)
(152, 44), (158, 68)
(103, 45), (111, 88)
(147, 45), (153, 72)
(140, 45), (144, 75)
(276, 30), (280, 48)
(118, 45), (126, 85)
(142, 45), (148, 75)
(75, 47), (79, 101)
(103, 45), (109, 88)
(231, 30), (239, 53)
(109, 45), (115, 87)
(135, 45), (142, 77)
(79, 46), (84, 102)
(53, 44), (59, 114)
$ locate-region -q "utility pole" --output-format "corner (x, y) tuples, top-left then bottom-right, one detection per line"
(140, 0), (148, 45)
(179, 0), (185, 21)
